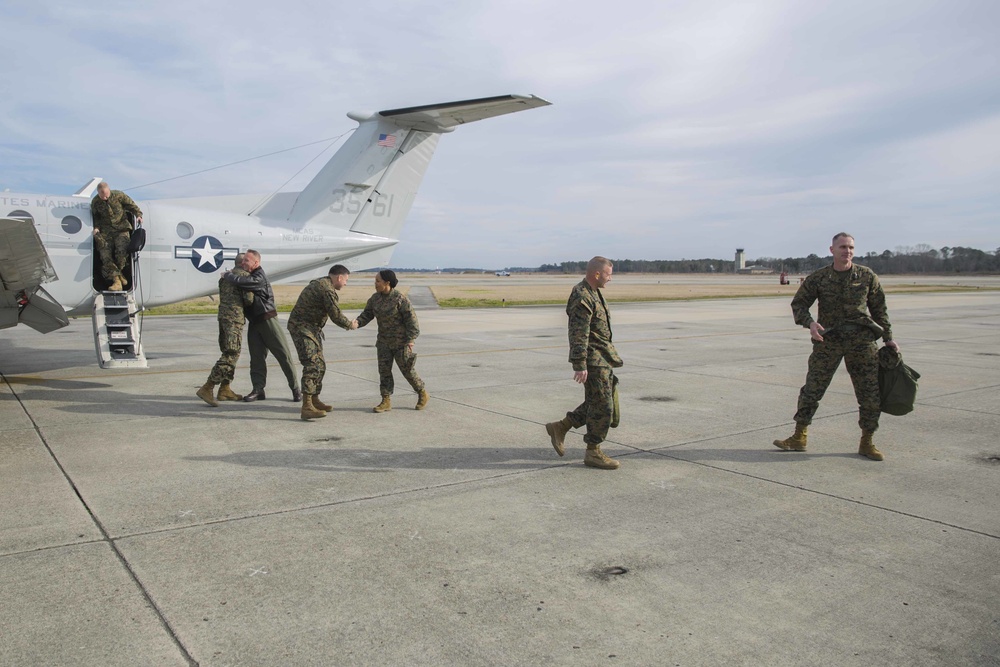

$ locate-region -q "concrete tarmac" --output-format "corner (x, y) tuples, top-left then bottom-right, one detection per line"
(1, 291), (998, 666)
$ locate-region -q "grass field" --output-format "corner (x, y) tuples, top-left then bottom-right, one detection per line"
(429, 281), (990, 308)
(144, 284), (407, 316)
(143, 274), (998, 315)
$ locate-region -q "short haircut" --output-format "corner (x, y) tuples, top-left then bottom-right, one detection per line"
(97, 182), (110, 192)
(245, 249), (261, 261)
(329, 264), (351, 276)
(832, 232), (854, 244)
(587, 256), (613, 274)
(378, 269), (398, 288)
(234, 253), (245, 264)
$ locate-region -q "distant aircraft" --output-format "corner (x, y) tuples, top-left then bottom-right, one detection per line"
(0, 94), (550, 338)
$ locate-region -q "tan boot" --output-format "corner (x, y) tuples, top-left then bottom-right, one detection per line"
(300, 394), (327, 420)
(773, 423), (808, 451)
(584, 445), (620, 470)
(217, 383), (242, 401)
(108, 276), (123, 291)
(415, 389), (430, 410)
(373, 396), (391, 413)
(545, 418), (572, 457)
(120, 275), (129, 287)
(313, 394), (332, 412)
(197, 382), (219, 407)
(859, 429), (884, 461)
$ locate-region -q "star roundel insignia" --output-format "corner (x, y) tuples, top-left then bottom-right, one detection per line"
(189, 235), (225, 272)
(171, 235), (240, 273)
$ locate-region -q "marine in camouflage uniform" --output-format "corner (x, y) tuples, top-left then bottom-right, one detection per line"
(91, 182), (143, 291)
(354, 270), (427, 412)
(197, 256), (254, 406)
(774, 233), (900, 461)
(287, 265), (354, 419)
(545, 257), (623, 470)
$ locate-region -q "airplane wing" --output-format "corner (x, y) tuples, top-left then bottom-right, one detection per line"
(0, 217), (70, 333)
(378, 94), (551, 132)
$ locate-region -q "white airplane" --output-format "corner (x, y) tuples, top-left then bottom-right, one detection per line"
(0, 94), (550, 345)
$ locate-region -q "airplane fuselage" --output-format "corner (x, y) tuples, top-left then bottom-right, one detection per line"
(5, 192), (397, 316)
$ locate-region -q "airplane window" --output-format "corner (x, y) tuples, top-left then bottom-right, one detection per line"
(177, 221), (194, 240)
(8, 209), (34, 224)
(61, 215), (82, 234)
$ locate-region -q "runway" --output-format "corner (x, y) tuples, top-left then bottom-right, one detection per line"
(2, 290), (998, 666)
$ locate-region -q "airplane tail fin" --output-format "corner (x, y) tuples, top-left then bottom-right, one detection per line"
(286, 94), (550, 239)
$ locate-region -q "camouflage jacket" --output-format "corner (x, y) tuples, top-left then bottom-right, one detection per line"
(792, 263), (893, 341)
(287, 277), (352, 332)
(356, 289), (419, 349)
(567, 279), (623, 371)
(90, 191), (142, 233)
(218, 267), (254, 328)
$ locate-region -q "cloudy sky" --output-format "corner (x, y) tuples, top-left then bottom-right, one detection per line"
(2, 0), (997, 269)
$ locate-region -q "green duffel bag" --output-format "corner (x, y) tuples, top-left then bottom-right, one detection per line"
(878, 346), (920, 416)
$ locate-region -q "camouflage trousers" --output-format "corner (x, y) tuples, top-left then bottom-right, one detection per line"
(288, 323), (326, 395)
(794, 331), (881, 432)
(566, 367), (619, 446)
(94, 229), (131, 282)
(207, 323), (244, 384)
(247, 317), (298, 393)
(377, 344), (424, 397)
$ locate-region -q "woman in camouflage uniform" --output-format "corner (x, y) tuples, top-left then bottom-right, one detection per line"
(353, 270), (428, 412)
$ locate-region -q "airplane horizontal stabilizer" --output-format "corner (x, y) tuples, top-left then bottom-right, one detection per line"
(378, 94), (551, 132)
(73, 177), (103, 198)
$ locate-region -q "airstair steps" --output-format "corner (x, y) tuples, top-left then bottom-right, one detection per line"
(93, 291), (147, 368)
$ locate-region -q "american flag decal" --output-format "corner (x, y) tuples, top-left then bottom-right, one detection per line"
(377, 133), (396, 147)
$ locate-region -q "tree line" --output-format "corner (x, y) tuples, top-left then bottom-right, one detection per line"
(513, 245), (1000, 275)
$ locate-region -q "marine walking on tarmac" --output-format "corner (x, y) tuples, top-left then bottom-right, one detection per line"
(352, 270), (429, 413)
(545, 256), (623, 470)
(773, 232), (900, 461)
(90, 182), (143, 292)
(196, 253), (254, 407)
(222, 250), (301, 403)
(286, 264), (357, 420)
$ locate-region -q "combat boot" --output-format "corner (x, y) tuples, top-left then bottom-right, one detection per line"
(300, 394), (327, 420)
(120, 275), (129, 287)
(313, 394), (332, 412)
(773, 423), (808, 451)
(216, 383), (242, 401)
(197, 382), (219, 407)
(584, 445), (620, 470)
(858, 429), (884, 461)
(415, 389), (430, 410)
(373, 396), (391, 413)
(108, 276), (123, 291)
(545, 417), (573, 457)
